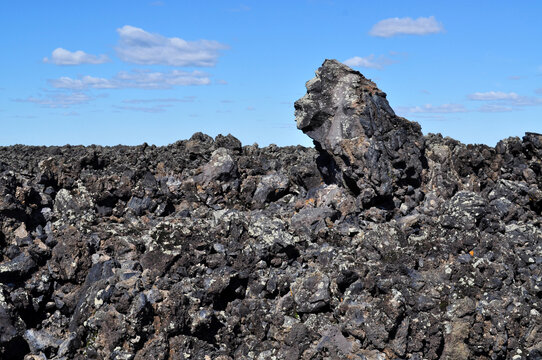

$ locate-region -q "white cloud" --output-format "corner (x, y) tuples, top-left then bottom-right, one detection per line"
(50, 75), (115, 89)
(477, 104), (514, 112)
(396, 103), (467, 114)
(115, 25), (228, 67)
(370, 16), (444, 38)
(343, 55), (395, 69)
(468, 91), (542, 106)
(467, 91), (520, 101)
(43, 48), (109, 65)
(14, 92), (93, 108)
(49, 69), (210, 90)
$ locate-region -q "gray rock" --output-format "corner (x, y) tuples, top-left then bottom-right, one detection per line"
(201, 148), (238, 183)
(0, 305), (18, 343)
(292, 271), (330, 313)
(127, 196), (153, 215)
(252, 173), (289, 206)
(24, 329), (62, 353)
(295, 59), (424, 205)
(291, 206), (337, 234)
(440, 190), (487, 230)
(0, 252), (37, 282)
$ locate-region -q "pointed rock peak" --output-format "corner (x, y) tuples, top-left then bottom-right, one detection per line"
(295, 59), (425, 208)
(317, 59), (384, 96)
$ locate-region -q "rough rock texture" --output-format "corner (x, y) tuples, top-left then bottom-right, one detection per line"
(0, 60), (541, 359)
(295, 59), (425, 209)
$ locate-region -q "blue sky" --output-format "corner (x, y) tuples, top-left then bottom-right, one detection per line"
(1, 1), (541, 147)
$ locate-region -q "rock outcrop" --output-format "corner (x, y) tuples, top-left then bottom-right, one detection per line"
(295, 59), (425, 209)
(0, 60), (541, 359)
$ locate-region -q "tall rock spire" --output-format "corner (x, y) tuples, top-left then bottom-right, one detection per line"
(295, 59), (425, 208)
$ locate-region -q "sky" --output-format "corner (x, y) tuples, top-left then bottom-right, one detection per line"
(1, 1), (541, 147)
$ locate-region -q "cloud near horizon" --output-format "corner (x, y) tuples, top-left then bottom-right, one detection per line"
(468, 91), (542, 106)
(396, 103), (467, 114)
(15, 92), (93, 108)
(343, 55), (395, 69)
(370, 16), (444, 37)
(467, 91), (521, 101)
(115, 25), (228, 67)
(43, 48), (110, 65)
(49, 69), (210, 90)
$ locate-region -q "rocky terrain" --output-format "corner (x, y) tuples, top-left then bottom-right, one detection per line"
(1, 59), (541, 360)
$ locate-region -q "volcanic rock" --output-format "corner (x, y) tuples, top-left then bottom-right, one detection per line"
(295, 59), (425, 208)
(0, 61), (541, 359)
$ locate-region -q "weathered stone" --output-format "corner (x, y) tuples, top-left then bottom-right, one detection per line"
(24, 329), (62, 354)
(252, 173), (289, 206)
(292, 271), (330, 313)
(0, 252), (37, 282)
(295, 59), (424, 206)
(200, 148), (238, 184)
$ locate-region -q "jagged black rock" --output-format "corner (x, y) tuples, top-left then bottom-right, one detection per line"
(0, 60), (541, 359)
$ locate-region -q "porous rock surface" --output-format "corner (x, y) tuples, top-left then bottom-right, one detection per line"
(0, 60), (541, 359)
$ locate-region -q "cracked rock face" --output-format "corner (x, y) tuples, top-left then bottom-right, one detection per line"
(295, 59), (425, 207)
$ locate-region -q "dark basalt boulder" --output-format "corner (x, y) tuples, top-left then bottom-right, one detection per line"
(295, 59), (425, 208)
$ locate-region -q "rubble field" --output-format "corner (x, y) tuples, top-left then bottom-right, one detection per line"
(1, 60), (541, 359)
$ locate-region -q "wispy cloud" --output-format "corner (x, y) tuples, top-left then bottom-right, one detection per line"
(150, 1), (164, 6)
(49, 69), (210, 90)
(343, 54), (395, 69)
(508, 75), (522, 80)
(43, 48), (110, 65)
(396, 103), (467, 114)
(468, 91), (520, 101)
(115, 25), (228, 67)
(468, 91), (542, 106)
(122, 96), (196, 104)
(477, 104), (514, 112)
(370, 16), (444, 38)
(535, 88), (542, 95)
(14, 92), (93, 108)
(246, 106), (256, 111)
